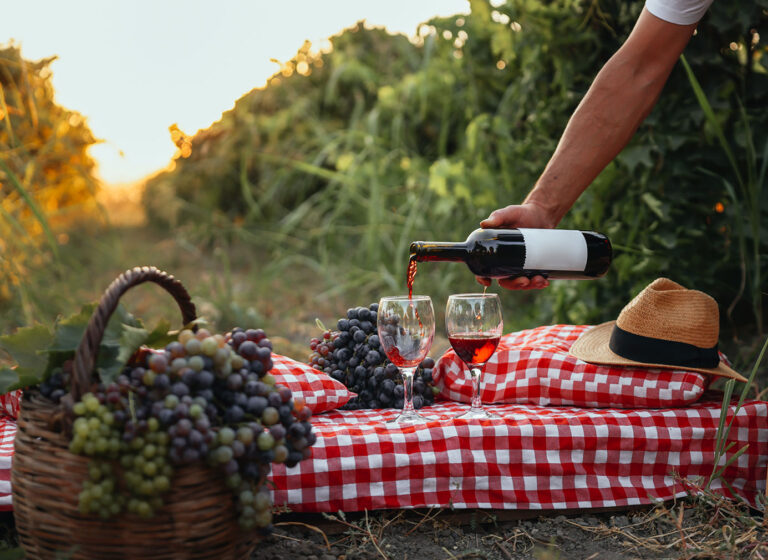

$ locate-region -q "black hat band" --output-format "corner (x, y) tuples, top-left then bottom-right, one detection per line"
(609, 325), (720, 369)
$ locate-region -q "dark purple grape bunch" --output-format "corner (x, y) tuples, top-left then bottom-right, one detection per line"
(219, 327), (316, 530)
(309, 303), (437, 410)
(39, 359), (73, 403)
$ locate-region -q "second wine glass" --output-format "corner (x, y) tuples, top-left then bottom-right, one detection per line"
(377, 295), (435, 423)
(445, 293), (503, 420)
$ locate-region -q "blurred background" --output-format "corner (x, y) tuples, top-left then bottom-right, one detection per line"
(1, 0), (766, 383)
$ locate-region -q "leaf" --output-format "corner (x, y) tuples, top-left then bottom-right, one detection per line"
(143, 320), (175, 349)
(712, 443), (750, 480)
(0, 366), (44, 394)
(104, 305), (144, 344)
(48, 304), (96, 352)
(641, 192), (666, 220)
(0, 324), (53, 372)
(98, 324), (149, 384)
(618, 145), (654, 173)
(654, 231), (677, 249)
(49, 303), (143, 352)
(34, 304), (153, 386)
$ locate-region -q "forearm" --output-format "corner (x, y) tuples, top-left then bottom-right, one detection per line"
(525, 56), (665, 222)
(525, 9), (697, 226)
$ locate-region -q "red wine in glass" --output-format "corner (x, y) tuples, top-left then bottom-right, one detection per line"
(447, 334), (500, 366)
(445, 293), (503, 420)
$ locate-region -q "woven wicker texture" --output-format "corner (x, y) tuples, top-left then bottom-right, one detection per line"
(12, 266), (258, 559)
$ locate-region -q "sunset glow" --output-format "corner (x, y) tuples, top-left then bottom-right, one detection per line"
(2, 0), (468, 185)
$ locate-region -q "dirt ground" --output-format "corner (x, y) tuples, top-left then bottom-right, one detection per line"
(2, 494), (764, 559)
(254, 496), (768, 560)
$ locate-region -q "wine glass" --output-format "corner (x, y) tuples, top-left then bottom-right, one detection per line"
(445, 293), (503, 420)
(377, 295), (436, 423)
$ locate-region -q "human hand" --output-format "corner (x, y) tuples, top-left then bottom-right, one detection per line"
(476, 202), (554, 290)
(480, 201), (555, 230)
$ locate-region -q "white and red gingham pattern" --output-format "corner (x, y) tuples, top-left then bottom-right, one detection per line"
(433, 325), (711, 409)
(270, 354), (355, 414)
(270, 395), (768, 512)
(0, 416), (16, 511)
(0, 390), (21, 419)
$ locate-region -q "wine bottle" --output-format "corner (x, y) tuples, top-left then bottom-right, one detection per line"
(409, 228), (612, 279)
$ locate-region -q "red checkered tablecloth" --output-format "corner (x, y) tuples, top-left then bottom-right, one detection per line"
(270, 395), (768, 512)
(0, 416), (16, 511)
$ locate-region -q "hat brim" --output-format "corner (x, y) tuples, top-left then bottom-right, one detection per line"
(569, 322), (747, 382)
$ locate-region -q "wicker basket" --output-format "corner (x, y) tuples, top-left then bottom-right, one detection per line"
(12, 266), (259, 559)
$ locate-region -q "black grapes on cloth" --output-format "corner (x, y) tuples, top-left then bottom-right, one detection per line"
(308, 303), (437, 410)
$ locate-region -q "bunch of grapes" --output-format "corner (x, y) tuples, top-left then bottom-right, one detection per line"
(43, 327), (314, 532)
(308, 303), (437, 410)
(39, 361), (71, 403)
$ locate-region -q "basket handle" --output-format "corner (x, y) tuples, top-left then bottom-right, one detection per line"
(69, 266), (197, 403)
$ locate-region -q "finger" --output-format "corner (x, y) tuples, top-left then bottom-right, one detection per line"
(480, 206), (518, 229)
(479, 211), (501, 229)
(498, 276), (531, 290)
(475, 276), (492, 287)
(480, 207), (509, 228)
(529, 276), (549, 289)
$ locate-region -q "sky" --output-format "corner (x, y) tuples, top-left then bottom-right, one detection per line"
(2, 0), (469, 185)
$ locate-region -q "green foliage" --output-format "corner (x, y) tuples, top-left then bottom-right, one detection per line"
(0, 305), (173, 393)
(0, 43), (103, 326)
(144, 1), (767, 365)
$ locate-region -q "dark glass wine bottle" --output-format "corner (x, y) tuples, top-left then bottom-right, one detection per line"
(409, 228), (612, 279)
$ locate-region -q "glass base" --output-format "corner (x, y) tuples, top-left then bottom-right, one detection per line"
(387, 410), (435, 424)
(455, 407), (500, 420)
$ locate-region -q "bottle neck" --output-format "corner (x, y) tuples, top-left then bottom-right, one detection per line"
(410, 241), (468, 263)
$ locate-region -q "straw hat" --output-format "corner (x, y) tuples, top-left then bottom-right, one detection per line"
(569, 278), (746, 381)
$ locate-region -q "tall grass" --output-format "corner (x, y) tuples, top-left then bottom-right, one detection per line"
(708, 335), (768, 495)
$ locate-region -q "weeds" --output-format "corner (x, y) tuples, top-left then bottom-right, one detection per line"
(709, 335), (768, 490)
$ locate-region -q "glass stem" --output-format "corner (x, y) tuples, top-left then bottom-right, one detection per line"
(469, 366), (482, 410)
(401, 367), (416, 414)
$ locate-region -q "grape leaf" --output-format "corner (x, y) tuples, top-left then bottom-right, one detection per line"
(98, 324), (149, 384)
(48, 304), (97, 352)
(0, 366), (46, 394)
(48, 303), (143, 353)
(144, 319), (175, 349)
(0, 324), (53, 372)
(104, 305), (144, 345)
(0, 304), (165, 392)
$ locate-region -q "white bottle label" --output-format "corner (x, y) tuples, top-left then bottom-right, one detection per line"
(518, 229), (588, 271)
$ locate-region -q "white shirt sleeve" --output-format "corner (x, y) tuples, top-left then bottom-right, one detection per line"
(645, 0), (714, 25)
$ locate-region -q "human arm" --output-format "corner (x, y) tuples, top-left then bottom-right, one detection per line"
(480, 8), (700, 290)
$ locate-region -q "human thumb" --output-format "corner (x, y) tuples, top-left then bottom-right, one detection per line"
(480, 205), (518, 229)
(479, 209), (502, 228)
